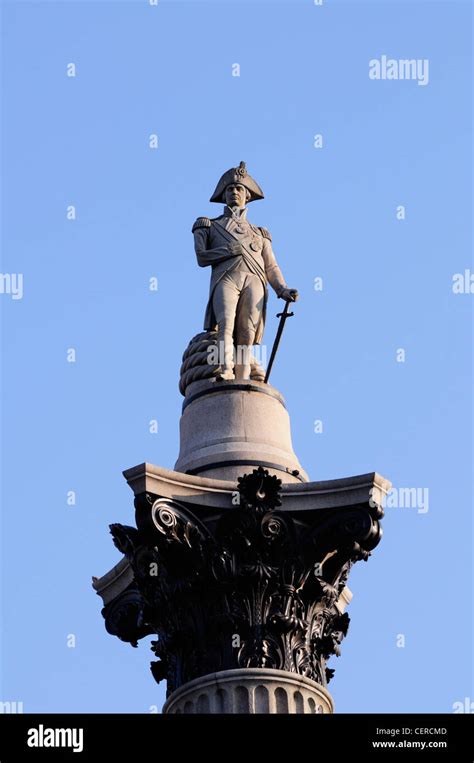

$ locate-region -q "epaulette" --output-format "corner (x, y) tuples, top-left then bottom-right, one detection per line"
(192, 217), (212, 233)
(258, 226), (272, 241)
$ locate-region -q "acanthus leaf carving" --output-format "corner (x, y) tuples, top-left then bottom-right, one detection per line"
(102, 469), (382, 695)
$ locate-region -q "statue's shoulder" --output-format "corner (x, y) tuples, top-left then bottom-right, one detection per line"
(257, 226), (272, 241)
(192, 216), (213, 233)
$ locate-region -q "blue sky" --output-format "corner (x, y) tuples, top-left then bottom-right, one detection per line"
(1, 0), (472, 713)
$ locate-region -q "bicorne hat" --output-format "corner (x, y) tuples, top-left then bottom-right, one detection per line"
(209, 161), (264, 203)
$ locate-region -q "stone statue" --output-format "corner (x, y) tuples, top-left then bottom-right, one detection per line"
(192, 162), (298, 381)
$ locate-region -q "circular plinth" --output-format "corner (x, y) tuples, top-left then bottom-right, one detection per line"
(162, 668), (334, 714)
(174, 380), (308, 484)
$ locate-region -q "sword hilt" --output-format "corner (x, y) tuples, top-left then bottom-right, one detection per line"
(276, 299), (295, 319)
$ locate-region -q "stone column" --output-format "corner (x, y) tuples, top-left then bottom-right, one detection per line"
(162, 669), (333, 714)
(93, 442), (390, 713)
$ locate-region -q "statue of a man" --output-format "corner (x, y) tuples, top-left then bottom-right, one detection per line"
(192, 162), (298, 382)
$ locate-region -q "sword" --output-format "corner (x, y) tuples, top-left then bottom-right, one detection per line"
(264, 299), (295, 384)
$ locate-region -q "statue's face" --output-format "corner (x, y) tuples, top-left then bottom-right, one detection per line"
(225, 183), (248, 208)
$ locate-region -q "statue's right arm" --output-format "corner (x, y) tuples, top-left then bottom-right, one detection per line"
(193, 219), (238, 268)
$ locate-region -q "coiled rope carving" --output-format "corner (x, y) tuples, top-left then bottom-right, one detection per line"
(179, 331), (265, 396)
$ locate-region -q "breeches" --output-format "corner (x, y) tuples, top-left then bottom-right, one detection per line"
(212, 270), (265, 368)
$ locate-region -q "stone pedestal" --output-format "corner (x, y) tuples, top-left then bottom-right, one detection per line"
(174, 379), (307, 484)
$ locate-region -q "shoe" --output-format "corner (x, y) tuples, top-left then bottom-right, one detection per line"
(216, 368), (235, 382)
